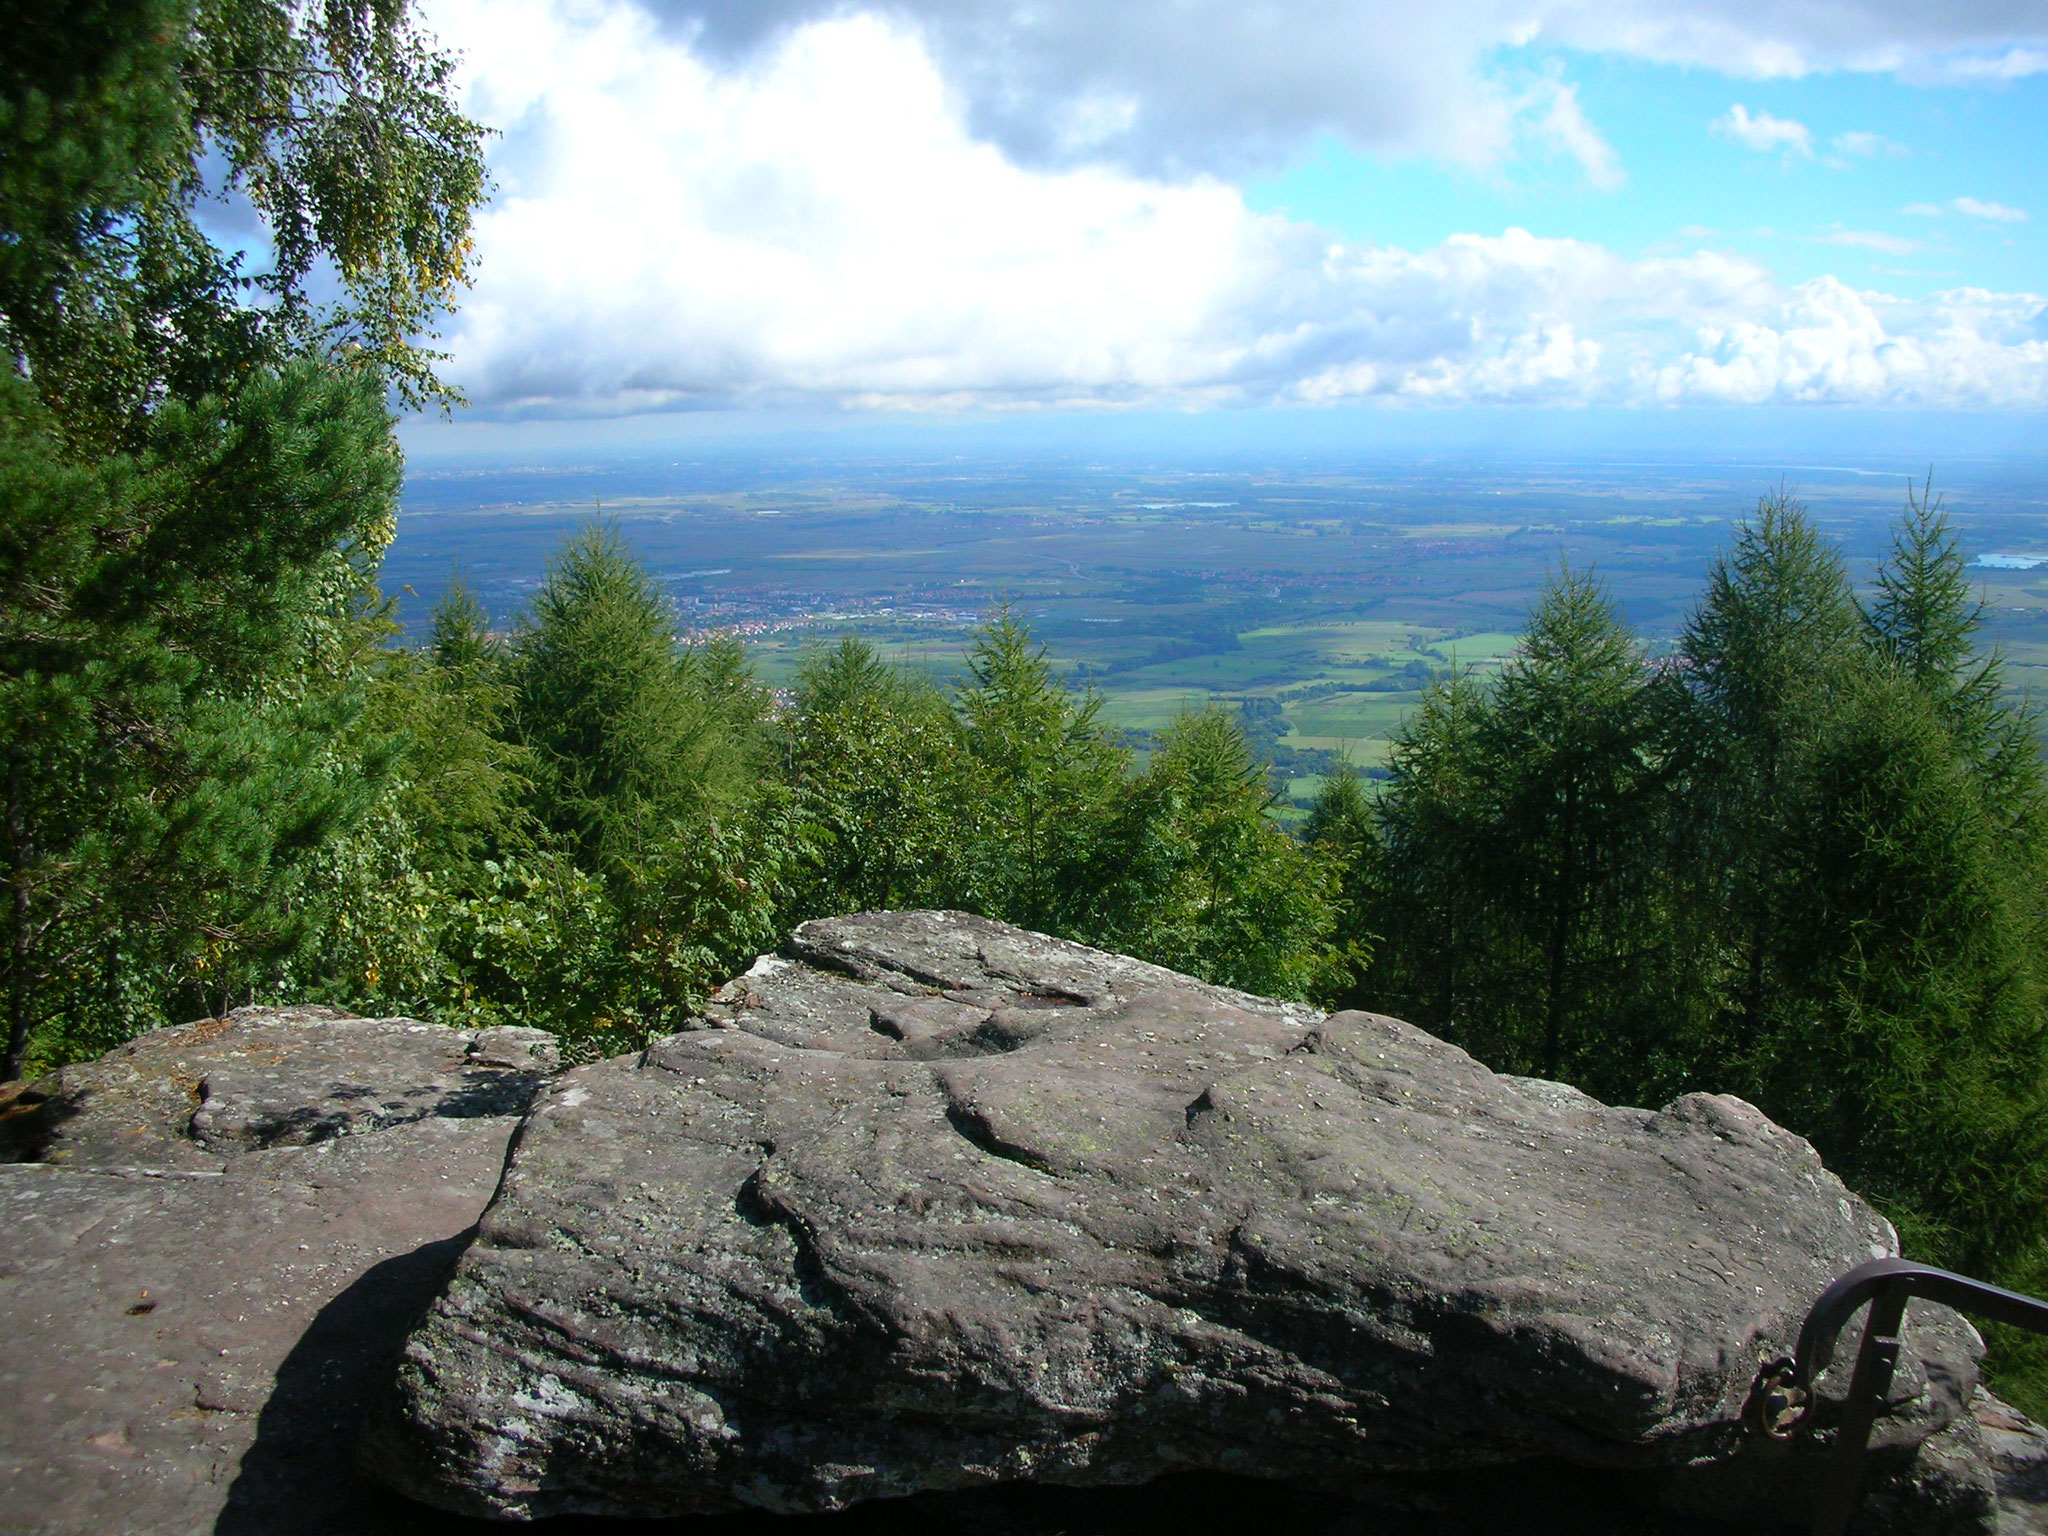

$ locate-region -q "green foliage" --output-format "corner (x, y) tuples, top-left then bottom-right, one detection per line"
(430, 575), (495, 672)
(1349, 487), (2048, 1336)
(511, 523), (750, 861)
(431, 818), (783, 1060)
(436, 853), (625, 1048)
(782, 637), (966, 920)
(1704, 492), (2048, 1276)
(772, 624), (1345, 1000)
(283, 794), (463, 1021)
(0, 0), (489, 426)
(1361, 572), (1685, 1097)
(1676, 493), (1865, 1061)
(1472, 570), (1673, 1085)
(1, 360), (401, 1076)
(0, 0), (486, 1078)
(1757, 669), (2048, 1269)
(373, 605), (531, 874)
(246, 538), (792, 1061)
(1363, 663), (1493, 1032)
(956, 605), (1130, 931)
(462, 523), (784, 1052)
(1304, 768), (1377, 1006)
(1865, 478), (1989, 695)
(1863, 479), (2045, 836)
(1092, 706), (1339, 1001)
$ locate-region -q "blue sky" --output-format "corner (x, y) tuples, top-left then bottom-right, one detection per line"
(1247, 56), (2044, 300)
(388, 0), (2048, 449)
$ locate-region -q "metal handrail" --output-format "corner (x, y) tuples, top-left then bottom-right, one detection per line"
(1752, 1256), (2048, 1536)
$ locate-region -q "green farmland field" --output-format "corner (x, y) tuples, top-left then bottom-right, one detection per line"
(388, 451), (2048, 789)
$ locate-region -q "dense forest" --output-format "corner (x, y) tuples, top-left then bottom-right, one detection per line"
(9, 0), (2048, 1409)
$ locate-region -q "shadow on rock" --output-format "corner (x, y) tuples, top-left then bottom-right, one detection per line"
(518, 1463), (1752, 1536)
(216, 1230), (509, 1536)
(0, 1078), (70, 1161)
(220, 1225), (1771, 1536)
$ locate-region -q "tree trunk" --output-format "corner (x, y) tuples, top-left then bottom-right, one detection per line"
(4, 759), (33, 1083)
(1435, 871), (1458, 1027)
(1022, 781), (1040, 930)
(1541, 780), (1580, 1081)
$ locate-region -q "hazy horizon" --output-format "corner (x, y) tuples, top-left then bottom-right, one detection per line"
(316, 0), (2048, 457)
(374, 0), (2048, 780)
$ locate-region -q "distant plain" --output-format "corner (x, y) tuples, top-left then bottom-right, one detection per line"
(388, 449), (2048, 797)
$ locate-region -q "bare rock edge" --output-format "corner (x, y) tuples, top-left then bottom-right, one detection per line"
(0, 1005), (557, 1536)
(358, 910), (2018, 1533)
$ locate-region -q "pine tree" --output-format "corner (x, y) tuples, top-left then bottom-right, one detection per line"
(693, 629), (776, 753)
(1363, 665), (1493, 1034)
(1864, 478), (1985, 693)
(1863, 478), (2044, 837)
(502, 524), (779, 1048)
(430, 576), (496, 674)
(783, 636), (967, 919)
(1762, 668), (2048, 1273)
(1354, 573), (1678, 1089)
(0, 362), (404, 1074)
(956, 606), (1128, 931)
(1659, 485), (2048, 1279)
(1476, 569), (1669, 1084)
(1677, 493), (1862, 1056)
(511, 523), (741, 862)
(379, 579), (530, 873)
(1726, 481), (2048, 1273)
(1099, 706), (1338, 1000)
(1304, 768), (1378, 1008)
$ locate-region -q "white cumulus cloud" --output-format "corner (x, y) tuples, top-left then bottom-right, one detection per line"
(424, 0), (2048, 417)
(1530, 79), (1627, 191)
(1829, 130), (1904, 157)
(1955, 196), (2030, 223)
(1713, 104), (1815, 155)
(1906, 197), (2032, 223)
(1816, 228), (1922, 254)
(1651, 279), (2048, 406)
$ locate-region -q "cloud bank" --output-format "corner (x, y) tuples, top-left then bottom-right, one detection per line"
(428, 0), (2048, 417)
(655, 0), (2048, 174)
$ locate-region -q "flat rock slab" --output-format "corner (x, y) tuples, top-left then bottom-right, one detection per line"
(367, 911), (1989, 1529)
(20, 1006), (556, 1171)
(0, 1007), (555, 1536)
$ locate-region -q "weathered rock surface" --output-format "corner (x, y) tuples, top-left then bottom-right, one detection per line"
(0, 1006), (555, 1536)
(364, 910), (1995, 1530)
(1966, 1387), (2048, 1536)
(17, 1005), (555, 1172)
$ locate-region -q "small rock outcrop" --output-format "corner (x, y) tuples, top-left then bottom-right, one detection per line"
(0, 1005), (556, 1536)
(363, 911), (1994, 1531)
(15, 1004), (555, 1170)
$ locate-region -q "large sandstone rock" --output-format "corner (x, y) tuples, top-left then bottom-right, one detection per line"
(363, 911), (1996, 1530)
(0, 1006), (555, 1536)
